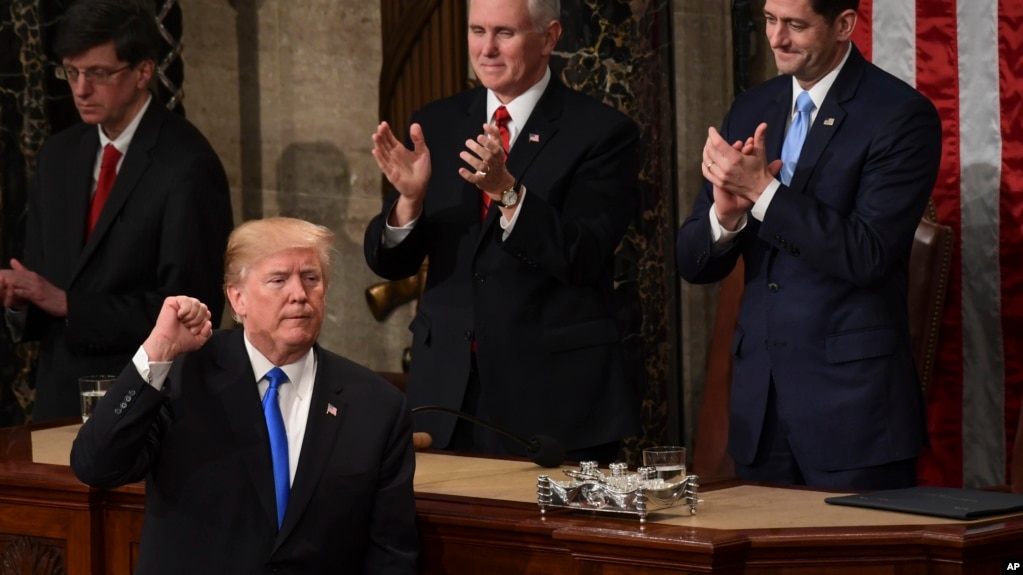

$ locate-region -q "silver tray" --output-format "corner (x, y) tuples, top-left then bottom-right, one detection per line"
(537, 461), (701, 522)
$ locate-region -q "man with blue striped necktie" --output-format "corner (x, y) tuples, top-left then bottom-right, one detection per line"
(71, 217), (418, 574)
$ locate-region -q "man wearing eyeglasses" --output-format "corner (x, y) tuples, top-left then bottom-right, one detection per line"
(0, 0), (233, 422)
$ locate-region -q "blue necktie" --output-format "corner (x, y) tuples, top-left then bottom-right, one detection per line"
(263, 367), (289, 528)
(780, 91), (815, 186)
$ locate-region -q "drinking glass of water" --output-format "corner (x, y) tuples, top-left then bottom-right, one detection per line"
(642, 446), (686, 484)
(78, 375), (115, 423)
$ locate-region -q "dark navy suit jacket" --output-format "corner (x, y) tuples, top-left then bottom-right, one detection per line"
(677, 44), (942, 471)
(70, 329), (419, 574)
(22, 100), (233, 421)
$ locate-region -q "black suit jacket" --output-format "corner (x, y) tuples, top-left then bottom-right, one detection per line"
(22, 99), (233, 422)
(70, 329), (419, 574)
(676, 45), (941, 471)
(365, 78), (641, 452)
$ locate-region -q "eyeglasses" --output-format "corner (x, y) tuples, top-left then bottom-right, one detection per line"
(56, 64), (131, 85)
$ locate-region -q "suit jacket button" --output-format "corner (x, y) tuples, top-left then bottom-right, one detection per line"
(768, 282), (780, 293)
(463, 330), (473, 342)
(114, 408), (123, 415)
(120, 402), (128, 409)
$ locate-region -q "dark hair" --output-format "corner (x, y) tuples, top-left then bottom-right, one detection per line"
(53, 0), (160, 65)
(811, 0), (859, 24)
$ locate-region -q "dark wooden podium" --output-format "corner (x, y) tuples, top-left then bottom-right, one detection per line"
(3, 423), (1022, 574)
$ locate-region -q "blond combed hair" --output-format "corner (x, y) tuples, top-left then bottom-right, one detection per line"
(224, 217), (335, 290)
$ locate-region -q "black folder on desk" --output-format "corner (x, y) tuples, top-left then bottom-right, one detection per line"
(825, 486), (1023, 520)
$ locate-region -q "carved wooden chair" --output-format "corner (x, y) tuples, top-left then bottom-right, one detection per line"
(692, 209), (954, 480)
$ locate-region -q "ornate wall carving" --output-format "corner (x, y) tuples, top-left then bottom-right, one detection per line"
(0, 535), (66, 575)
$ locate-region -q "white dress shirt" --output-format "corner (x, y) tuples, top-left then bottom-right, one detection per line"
(382, 67), (553, 246)
(93, 93), (152, 194)
(133, 333), (316, 487)
(709, 43), (852, 250)
(3, 94), (154, 337)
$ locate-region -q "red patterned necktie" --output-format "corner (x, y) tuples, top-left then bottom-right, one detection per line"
(86, 143), (122, 239)
(481, 106), (513, 220)
(494, 105), (511, 154)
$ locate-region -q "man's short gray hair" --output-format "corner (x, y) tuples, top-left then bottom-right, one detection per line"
(528, 0), (560, 32)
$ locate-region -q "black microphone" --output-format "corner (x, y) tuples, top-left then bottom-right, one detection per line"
(411, 405), (566, 468)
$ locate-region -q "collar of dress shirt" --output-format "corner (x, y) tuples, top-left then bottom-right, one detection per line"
(789, 41), (852, 126)
(97, 92), (152, 156)
(486, 66), (551, 149)
(243, 333), (316, 401)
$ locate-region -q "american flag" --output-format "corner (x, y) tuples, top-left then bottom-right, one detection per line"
(852, 0), (1023, 487)
(326, 403), (337, 417)
(528, 133), (540, 143)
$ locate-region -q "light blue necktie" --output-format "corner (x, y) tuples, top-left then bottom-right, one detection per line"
(780, 91), (815, 186)
(263, 367), (290, 528)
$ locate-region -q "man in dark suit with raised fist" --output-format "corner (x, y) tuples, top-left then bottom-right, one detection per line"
(71, 217), (419, 574)
(365, 0), (641, 464)
(0, 0), (232, 422)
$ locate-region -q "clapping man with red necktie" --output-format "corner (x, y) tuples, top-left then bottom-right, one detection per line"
(71, 217), (419, 574)
(366, 0), (642, 465)
(0, 0), (232, 423)
(676, 0), (941, 490)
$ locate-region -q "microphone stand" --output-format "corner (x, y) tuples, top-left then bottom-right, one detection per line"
(411, 405), (565, 468)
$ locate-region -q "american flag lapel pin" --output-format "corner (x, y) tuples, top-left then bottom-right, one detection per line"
(823, 118), (835, 126)
(326, 403), (337, 416)
(528, 133), (540, 143)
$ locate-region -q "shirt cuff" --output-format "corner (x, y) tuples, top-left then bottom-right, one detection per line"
(709, 204), (746, 255)
(382, 211), (418, 248)
(751, 178), (782, 222)
(132, 346), (173, 391)
(498, 186), (527, 240)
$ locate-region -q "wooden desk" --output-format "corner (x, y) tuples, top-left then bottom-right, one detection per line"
(3, 424), (1022, 574)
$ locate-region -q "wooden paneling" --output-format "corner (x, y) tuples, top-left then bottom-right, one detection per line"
(0, 449), (100, 574)
(6, 425), (1022, 574)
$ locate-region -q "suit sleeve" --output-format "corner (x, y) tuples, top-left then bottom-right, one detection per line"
(61, 143), (233, 353)
(20, 161), (49, 340)
(70, 363), (167, 488)
(757, 95), (942, 287)
(501, 112), (641, 286)
(362, 393), (419, 574)
(364, 108), (434, 282)
(675, 111), (746, 284)
(364, 190), (430, 282)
